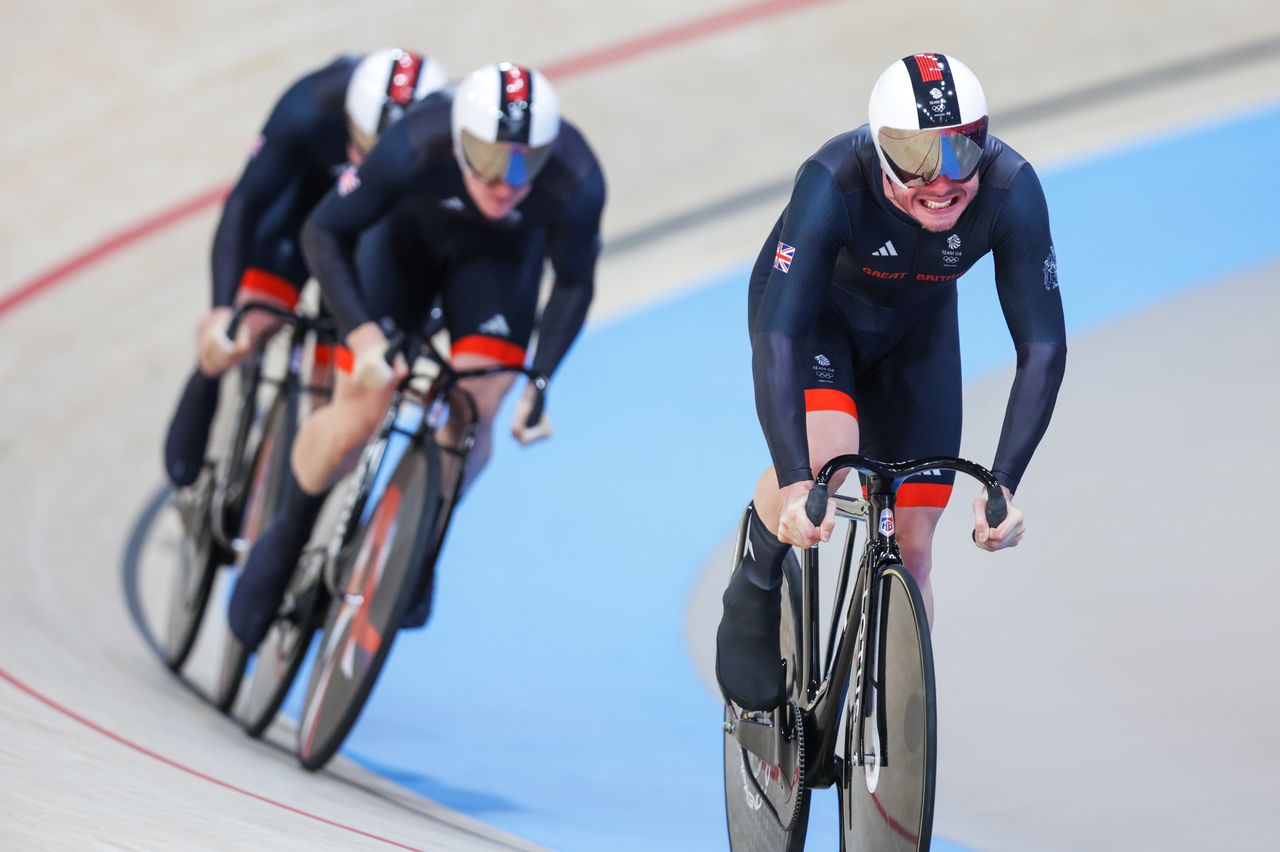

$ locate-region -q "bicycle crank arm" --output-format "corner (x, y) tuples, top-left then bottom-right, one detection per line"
(725, 712), (786, 766)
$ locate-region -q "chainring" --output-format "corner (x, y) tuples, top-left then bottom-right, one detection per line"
(738, 698), (806, 830)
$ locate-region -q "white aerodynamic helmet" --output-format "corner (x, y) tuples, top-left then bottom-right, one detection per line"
(345, 48), (448, 154)
(868, 53), (989, 188)
(451, 63), (560, 187)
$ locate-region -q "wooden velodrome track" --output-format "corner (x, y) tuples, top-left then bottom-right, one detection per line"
(3, 1), (1279, 848)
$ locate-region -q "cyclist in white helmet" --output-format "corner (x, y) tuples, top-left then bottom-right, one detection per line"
(228, 63), (607, 647)
(163, 49), (446, 488)
(716, 53), (1067, 711)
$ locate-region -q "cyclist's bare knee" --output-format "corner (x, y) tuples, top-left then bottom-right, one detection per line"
(293, 370), (392, 490)
(896, 507), (944, 578)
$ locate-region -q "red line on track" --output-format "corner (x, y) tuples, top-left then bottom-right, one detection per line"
(0, 184), (230, 319)
(0, 0), (838, 322)
(0, 666), (426, 850)
(540, 0), (837, 78)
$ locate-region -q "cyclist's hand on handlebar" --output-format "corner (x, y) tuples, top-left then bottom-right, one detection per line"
(197, 306), (248, 375)
(777, 480), (835, 548)
(511, 382), (552, 446)
(972, 485), (1024, 551)
(346, 321), (407, 391)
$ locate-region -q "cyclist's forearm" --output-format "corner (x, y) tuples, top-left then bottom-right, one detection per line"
(301, 221), (369, 335)
(210, 192), (250, 308)
(530, 277), (593, 377)
(991, 340), (1067, 492)
(752, 330), (813, 487)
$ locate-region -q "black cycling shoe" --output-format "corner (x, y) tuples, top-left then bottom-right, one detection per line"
(164, 369), (221, 488)
(715, 564), (786, 712)
(399, 575), (435, 629)
(227, 523), (300, 650)
(227, 474), (328, 650)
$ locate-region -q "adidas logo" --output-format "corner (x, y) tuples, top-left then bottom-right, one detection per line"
(872, 240), (898, 257)
(479, 314), (510, 336)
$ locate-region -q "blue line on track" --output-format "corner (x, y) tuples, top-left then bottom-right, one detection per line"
(281, 102), (1280, 850)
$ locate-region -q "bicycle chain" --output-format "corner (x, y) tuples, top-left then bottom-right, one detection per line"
(739, 697), (806, 832)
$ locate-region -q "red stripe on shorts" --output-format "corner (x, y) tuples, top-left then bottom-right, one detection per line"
(804, 388), (857, 418)
(452, 335), (526, 367)
(239, 268), (300, 308)
(312, 343), (335, 369)
(897, 482), (953, 508)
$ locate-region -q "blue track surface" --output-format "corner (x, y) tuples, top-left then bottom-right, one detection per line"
(284, 101), (1280, 850)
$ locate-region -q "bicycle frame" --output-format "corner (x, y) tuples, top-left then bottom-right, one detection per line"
(784, 454), (1006, 789)
(318, 333), (548, 599)
(210, 303), (336, 551)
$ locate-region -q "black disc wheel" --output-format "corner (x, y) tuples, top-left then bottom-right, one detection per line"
(162, 476), (219, 671)
(238, 555), (326, 738)
(723, 550), (811, 851)
(840, 564), (936, 852)
(296, 442), (442, 771)
(213, 391), (295, 713)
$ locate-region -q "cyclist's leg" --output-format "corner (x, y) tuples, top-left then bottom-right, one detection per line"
(718, 308), (858, 710)
(164, 265), (303, 487)
(435, 226), (545, 496)
(229, 221), (421, 649)
(854, 291), (962, 625)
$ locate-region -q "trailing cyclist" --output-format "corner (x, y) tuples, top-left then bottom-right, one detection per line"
(716, 53), (1067, 711)
(228, 63), (606, 648)
(162, 49), (448, 488)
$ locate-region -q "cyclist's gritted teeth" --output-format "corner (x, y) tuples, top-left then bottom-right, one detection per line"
(918, 193), (959, 211)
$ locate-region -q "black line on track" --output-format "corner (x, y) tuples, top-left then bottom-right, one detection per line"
(602, 33), (1280, 257)
(121, 484), (171, 659)
(120, 485), (536, 852)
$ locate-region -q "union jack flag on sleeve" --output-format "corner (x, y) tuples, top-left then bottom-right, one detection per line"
(774, 241), (795, 273)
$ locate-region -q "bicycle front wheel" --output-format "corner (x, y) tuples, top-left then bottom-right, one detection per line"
(162, 478), (219, 671)
(840, 564), (936, 852)
(295, 441), (442, 771)
(723, 550), (811, 852)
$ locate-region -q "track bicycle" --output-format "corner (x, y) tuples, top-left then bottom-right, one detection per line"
(236, 327), (546, 773)
(163, 301), (334, 703)
(721, 454), (1007, 851)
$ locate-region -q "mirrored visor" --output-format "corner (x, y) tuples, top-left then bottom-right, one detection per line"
(876, 116), (989, 187)
(460, 129), (554, 187)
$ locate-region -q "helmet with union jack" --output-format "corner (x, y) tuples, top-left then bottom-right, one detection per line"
(345, 48), (448, 155)
(868, 53), (989, 189)
(451, 63), (560, 187)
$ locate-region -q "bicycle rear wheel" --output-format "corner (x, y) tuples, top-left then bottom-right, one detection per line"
(295, 441), (442, 771)
(840, 564), (936, 852)
(213, 389), (296, 712)
(723, 550), (811, 851)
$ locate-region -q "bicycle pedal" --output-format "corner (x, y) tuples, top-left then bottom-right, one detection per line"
(736, 710), (775, 727)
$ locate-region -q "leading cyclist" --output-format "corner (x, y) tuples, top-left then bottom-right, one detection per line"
(162, 49), (448, 488)
(228, 63), (606, 648)
(716, 53), (1067, 711)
